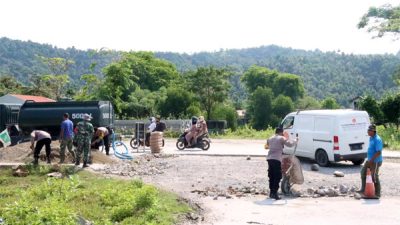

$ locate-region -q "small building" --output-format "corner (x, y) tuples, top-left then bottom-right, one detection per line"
(349, 96), (363, 110)
(0, 94), (56, 105)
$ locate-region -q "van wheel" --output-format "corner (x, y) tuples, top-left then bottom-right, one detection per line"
(315, 150), (330, 167)
(351, 159), (365, 165)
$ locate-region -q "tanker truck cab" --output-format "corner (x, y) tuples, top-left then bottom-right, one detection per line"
(281, 110), (370, 167)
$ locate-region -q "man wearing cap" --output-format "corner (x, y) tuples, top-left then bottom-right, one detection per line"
(74, 113), (94, 167)
(266, 127), (297, 200)
(59, 113), (74, 163)
(358, 124), (383, 198)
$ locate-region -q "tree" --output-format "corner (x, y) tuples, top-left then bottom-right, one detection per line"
(38, 56), (74, 75)
(247, 87), (273, 130)
(101, 61), (137, 116)
(296, 96), (321, 110)
(359, 95), (384, 124)
(100, 52), (180, 118)
(0, 76), (23, 95)
(121, 88), (165, 119)
(120, 52), (179, 91)
(321, 97), (340, 109)
(185, 66), (231, 119)
(241, 65), (278, 93)
(380, 93), (400, 128)
(41, 74), (70, 100)
(74, 74), (101, 101)
(272, 95), (295, 120)
(210, 103), (238, 131)
(159, 87), (195, 118)
(272, 73), (304, 101)
(36, 57), (74, 99)
(358, 4), (400, 38)
(24, 75), (55, 98)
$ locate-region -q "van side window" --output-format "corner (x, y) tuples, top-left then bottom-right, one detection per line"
(282, 116), (294, 129)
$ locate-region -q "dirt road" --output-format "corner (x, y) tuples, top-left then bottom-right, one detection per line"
(3, 138), (400, 225)
(94, 138), (400, 225)
(199, 196), (400, 225)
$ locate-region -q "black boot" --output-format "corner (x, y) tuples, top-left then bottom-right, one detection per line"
(33, 157), (39, 165)
(82, 161), (89, 168)
(271, 192), (281, 200)
(47, 156), (51, 164)
(75, 159), (80, 166)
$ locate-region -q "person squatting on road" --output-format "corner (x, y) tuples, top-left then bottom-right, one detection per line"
(30, 130), (52, 165)
(59, 113), (75, 163)
(358, 124), (383, 198)
(92, 126), (110, 155)
(74, 113), (94, 168)
(266, 127), (297, 200)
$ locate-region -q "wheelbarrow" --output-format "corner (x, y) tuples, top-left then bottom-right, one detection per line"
(281, 139), (304, 195)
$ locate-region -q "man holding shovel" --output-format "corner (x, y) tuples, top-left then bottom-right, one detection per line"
(358, 124), (383, 198)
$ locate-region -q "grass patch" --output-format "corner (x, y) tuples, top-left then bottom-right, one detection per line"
(0, 167), (191, 225)
(378, 125), (400, 151)
(211, 125), (275, 139)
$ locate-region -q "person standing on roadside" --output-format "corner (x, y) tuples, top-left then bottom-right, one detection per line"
(74, 114), (94, 168)
(30, 130), (52, 165)
(266, 127), (297, 200)
(59, 113), (75, 163)
(358, 124), (383, 198)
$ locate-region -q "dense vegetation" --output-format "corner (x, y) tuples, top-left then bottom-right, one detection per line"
(1, 36), (400, 131)
(1, 37), (400, 107)
(0, 166), (190, 225)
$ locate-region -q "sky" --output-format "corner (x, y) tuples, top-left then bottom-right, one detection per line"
(0, 0), (399, 55)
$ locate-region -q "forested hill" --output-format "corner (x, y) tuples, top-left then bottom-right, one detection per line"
(157, 47), (400, 105)
(1, 37), (400, 106)
(0, 37), (118, 84)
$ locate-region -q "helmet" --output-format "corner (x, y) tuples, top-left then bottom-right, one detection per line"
(191, 116), (198, 125)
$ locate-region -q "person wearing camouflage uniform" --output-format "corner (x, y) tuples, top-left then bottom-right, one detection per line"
(74, 114), (94, 168)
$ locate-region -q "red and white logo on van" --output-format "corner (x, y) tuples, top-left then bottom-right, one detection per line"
(352, 118), (356, 124)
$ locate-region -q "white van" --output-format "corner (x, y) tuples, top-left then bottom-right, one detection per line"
(280, 109), (370, 166)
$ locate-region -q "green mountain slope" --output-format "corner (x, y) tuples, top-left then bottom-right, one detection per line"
(1, 37), (399, 106)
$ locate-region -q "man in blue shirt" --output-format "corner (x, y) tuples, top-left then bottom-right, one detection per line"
(59, 113), (74, 163)
(358, 124), (383, 198)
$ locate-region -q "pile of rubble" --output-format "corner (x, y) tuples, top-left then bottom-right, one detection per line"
(190, 183), (359, 200)
(92, 154), (177, 177)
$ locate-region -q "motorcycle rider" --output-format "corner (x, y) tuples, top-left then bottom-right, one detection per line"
(195, 116), (208, 142)
(185, 116), (198, 146)
(145, 117), (156, 145)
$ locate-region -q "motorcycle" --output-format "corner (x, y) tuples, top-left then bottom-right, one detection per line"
(176, 132), (211, 150)
(130, 134), (165, 149)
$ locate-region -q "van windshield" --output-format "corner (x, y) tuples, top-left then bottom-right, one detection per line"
(281, 116), (294, 129)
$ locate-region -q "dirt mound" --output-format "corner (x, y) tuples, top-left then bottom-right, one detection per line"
(0, 141), (117, 164)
